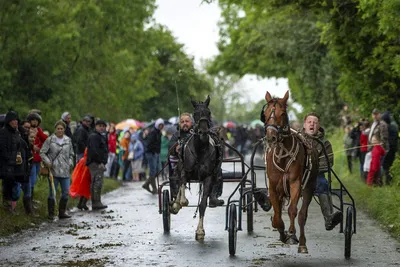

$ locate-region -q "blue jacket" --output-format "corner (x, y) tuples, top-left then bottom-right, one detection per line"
(129, 135), (144, 161)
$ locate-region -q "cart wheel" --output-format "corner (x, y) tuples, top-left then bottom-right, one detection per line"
(162, 189), (171, 233)
(344, 206), (353, 259)
(228, 203), (237, 256)
(246, 193), (253, 233)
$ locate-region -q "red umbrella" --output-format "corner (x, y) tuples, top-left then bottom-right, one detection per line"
(223, 121), (236, 129)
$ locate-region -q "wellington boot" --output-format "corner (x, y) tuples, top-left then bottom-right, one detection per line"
(58, 199), (71, 219)
(209, 184), (224, 208)
(142, 180), (152, 194)
(23, 197), (39, 217)
(318, 194), (343, 231)
(77, 197), (89, 211)
(47, 198), (55, 221)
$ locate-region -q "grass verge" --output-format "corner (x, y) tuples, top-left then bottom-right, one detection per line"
(329, 130), (400, 241)
(0, 176), (121, 237)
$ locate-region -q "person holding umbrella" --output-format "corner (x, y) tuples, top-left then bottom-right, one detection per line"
(40, 120), (74, 220)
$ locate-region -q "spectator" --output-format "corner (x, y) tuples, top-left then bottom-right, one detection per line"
(73, 116), (92, 162)
(366, 135), (385, 187)
(142, 118), (164, 194)
(368, 109), (389, 152)
(343, 126), (354, 173)
(40, 120), (74, 220)
(18, 120), (37, 216)
(61, 112), (72, 138)
(26, 112), (48, 207)
(86, 119), (108, 210)
(120, 131), (131, 181)
(105, 124), (117, 177)
(129, 133), (144, 181)
(381, 111), (399, 185)
(359, 122), (369, 182)
(0, 111), (30, 214)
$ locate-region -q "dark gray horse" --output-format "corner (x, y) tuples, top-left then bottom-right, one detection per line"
(171, 95), (223, 241)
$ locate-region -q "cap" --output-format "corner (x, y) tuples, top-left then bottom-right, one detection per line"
(372, 108), (380, 114)
(95, 119), (107, 126)
(82, 116), (92, 122)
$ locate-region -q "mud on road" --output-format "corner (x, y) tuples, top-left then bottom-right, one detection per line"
(0, 167), (400, 267)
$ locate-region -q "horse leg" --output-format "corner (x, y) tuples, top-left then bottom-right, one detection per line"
(269, 189), (286, 242)
(171, 185), (183, 214)
(297, 186), (313, 253)
(178, 184), (189, 207)
(195, 177), (212, 241)
(286, 180), (301, 245)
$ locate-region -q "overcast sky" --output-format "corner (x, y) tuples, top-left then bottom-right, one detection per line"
(154, 0), (289, 103)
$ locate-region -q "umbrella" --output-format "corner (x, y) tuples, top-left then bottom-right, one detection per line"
(223, 121), (236, 129)
(250, 119), (264, 129)
(116, 119), (144, 130)
(143, 119), (171, 129)
(168, 116), (179, 124)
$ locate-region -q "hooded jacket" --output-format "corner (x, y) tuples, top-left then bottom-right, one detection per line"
(0, 112), (29, 181)
(40, 134), (74, 177)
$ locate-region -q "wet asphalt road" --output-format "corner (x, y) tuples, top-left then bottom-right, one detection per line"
(0, 158), (400, 267)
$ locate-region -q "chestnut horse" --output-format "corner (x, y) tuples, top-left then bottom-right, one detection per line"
(262, 91), (318, 253)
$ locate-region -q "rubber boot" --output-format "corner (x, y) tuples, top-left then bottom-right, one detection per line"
(142, 176), (157, 194)
(149, 176), (157, 194)
(23, 197), (39, 217)
(209, 184), (224, 208)
(91, 188), (108, 210)
(77, 197), (89, 211)
(142, 179), (152, 193)
(48, 198), (55, 221)
(253, 189), (272, 212)
(58, 198), (71, 219)
(318, 194), (343, 231)
(31, 187), (39, 209)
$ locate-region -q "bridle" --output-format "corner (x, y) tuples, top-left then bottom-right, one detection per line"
(193, 105), (211, 134)
(261, 99), (290, 143)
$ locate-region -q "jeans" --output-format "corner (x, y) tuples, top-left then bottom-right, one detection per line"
(29, 162), (41, 188)
(314, 173), (329, 196)
(104, 152), (116, 177)
(2, 179), (20, 201)
(48, 177), (70, 200)
(20, 182), (31, 198)
(145, 152), (160, 177)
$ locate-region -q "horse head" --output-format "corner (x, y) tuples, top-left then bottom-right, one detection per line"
(262, 90), (290, 145)
(191, 95), (211, 143)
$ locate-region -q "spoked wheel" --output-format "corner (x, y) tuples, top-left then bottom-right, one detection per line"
(246, 193), (253, 233)
(228, 203), (238, 256)
(344, 206), (353, 259)
(162, 189), (171, 233)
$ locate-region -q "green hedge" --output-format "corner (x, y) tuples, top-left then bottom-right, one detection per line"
(329, 130), (400, 240)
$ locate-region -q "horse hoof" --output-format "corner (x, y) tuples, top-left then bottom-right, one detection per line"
(180, 199), (189, 207)
(284, 232), (299, 245)
(195, 231), (205, 241)
(287, 237), (299, 245)
(298, 246), (308, 254)
(171, 203), (181, 214)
